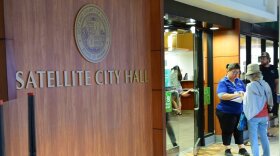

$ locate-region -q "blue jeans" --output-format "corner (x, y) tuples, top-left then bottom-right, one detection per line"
(248, 117), (270, 156)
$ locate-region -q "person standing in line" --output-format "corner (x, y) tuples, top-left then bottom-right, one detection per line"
(216, 63), (250, 156)
(259, 52), (279, 118)
(243, 64), (273, 156)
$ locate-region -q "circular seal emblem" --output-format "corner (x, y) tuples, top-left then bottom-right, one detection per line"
(75, 4), (111, 63)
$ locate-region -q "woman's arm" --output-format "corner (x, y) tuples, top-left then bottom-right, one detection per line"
(219, 92), (243, 101)
(181, 89), (194, 97)
(217, 80), (244, 101)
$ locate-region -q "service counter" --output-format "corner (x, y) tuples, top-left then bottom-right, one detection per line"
(181, 80), (194, 110)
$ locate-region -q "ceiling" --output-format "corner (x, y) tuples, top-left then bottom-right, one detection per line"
(174, 0), (278, 23)
(164, 14), (225, 32)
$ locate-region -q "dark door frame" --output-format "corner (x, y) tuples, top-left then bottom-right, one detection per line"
(164, 0), (231, 147)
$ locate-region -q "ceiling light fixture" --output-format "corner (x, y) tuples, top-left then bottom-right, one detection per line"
(165, 29), (170, 32)
(210, 26), (219, 30)
(186, 19), (196, 25)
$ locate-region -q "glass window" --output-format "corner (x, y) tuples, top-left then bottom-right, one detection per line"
(240, 35), (246, 73)
(266, 40), (274, 65)
(251, 37), (261, 64)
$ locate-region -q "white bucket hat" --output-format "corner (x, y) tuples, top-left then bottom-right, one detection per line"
(246, 64), (261, 76)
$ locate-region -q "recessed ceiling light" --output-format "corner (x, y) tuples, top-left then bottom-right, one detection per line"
(164, 25), (169, 28)
(210, 26), (219, 30)
(186, 19), (196, 25)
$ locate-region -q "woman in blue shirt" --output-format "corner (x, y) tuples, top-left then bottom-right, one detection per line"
(216, 63), (250, 156)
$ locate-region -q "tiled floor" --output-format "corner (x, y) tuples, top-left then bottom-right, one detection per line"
(192, 127), (279, 156)
(166, 110), (280, 156)
(166, 110), (194, 155)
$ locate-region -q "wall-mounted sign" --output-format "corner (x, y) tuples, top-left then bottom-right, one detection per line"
(16, 70), (148, 89)
(165, 91), (172, 112)
(15, 4), (148, 90)
(75, 4), (111, 63)
(204, 87), (210, 105)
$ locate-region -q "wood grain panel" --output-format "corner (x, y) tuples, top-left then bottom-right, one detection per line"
(5, 40), (16, 100)
(212, 19), (241, 136)
(0, 0), (7, 101)
(151, 0), (163, 51)
(213, 31), (239, 57)
(213, 83), (221, 135)
(151, 51), (164, 90)
(213, 56), (239, 83)
(150, 0), (164, 155)
(3, 0), (154, 155)
(181, 81), (194, 88)
(3, 97), (29, 156)
(204, 105), (209, 133)
(203, 58), (208, 84)
(0, 0), (4, 38)
(152, 90), (164, 129)
(0, 40), (8, 101)
(181, 93), (194, 110)
(176, 33), (193, 50)
(0, 40), (16, 101)
(181, 81), (194, 110)
(153, 129), (165, 156)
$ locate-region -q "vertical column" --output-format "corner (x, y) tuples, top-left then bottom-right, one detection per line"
(28, 93), (36, 156)
(207, 32), (214, 133)
(273, 41), (278, 66)
(0, 0), (16, 155)
(246, 36), (252, 67)
(261, 39), (266, 52)
(0, 0), (16, 102)
(0, 0), (8, 101)
(151, 0), (165, 155)
(0, 100), (4, 156)
(0, 1), (6, 155)
(278, 0), (280, 148)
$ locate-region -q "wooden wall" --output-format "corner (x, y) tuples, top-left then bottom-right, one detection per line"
(151, 0), (165, 156)
(1, 0), (157, 155)
(213, 19), (240, 135)
(203, 32), (209, 133)
(0, 21), (8, 101)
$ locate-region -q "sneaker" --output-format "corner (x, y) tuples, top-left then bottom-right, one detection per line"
(225, 149), (233, 156)
(172, 142), (178, 147)
(267, 132), (276, 137)
(239, 148), (250, 156)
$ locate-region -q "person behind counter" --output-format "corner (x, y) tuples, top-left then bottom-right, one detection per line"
(216, 63), (250, 156)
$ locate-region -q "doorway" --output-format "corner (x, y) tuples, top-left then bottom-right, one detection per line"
(164, 28), (196, 155)
(164, 15), (208, 156)
(164, 15), (214, 155)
